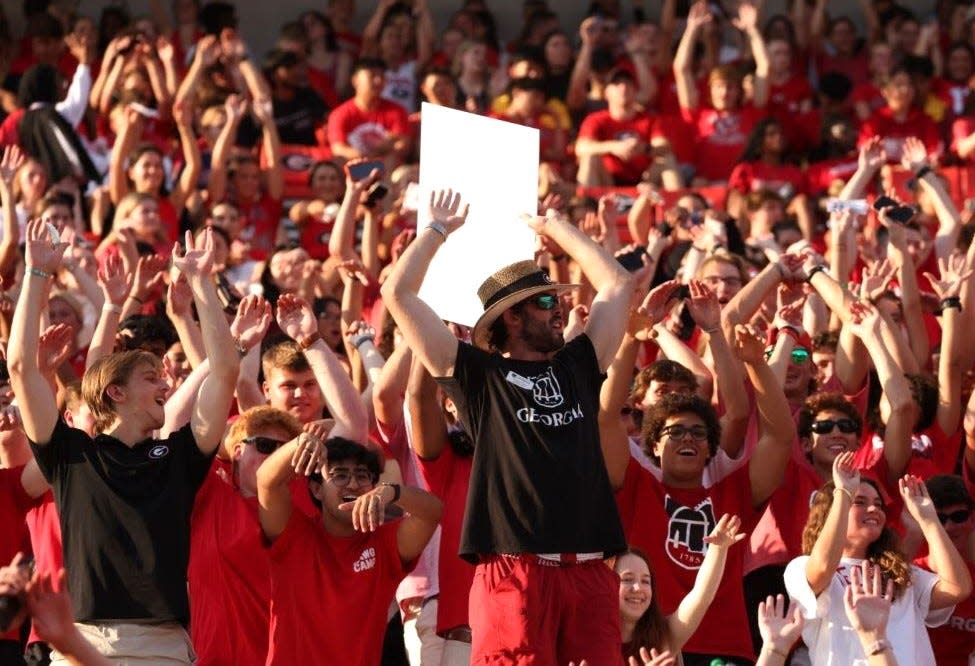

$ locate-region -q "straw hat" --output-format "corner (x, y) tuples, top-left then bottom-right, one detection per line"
(471, 260), (578, 350)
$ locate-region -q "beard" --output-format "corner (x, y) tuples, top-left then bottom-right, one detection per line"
(518, 314), (564, 353)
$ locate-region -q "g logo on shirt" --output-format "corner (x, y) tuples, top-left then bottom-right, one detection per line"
(148, 445), (169, 459)
(664, 495), (715, 570)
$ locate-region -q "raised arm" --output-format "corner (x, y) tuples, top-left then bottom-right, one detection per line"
(408, 354), (449, 460)
(257, 433), (305, 540)
(526, 211), (633, 371)
(86, 254), (129, 370)
(107, 108), (142, 205)
(806, 453), (859, 594)
(687, 281), (749, 457)
(838, 138), (886, 201)
(253, 97), (283, 201)
(567, 18), (596, 112)
(735, 2), (769, 108)
(164, 273), (206, 369)
(0, 146), (24, 278)
(172, 229), (240, 454)
(925, 254), (972, 436)
(902, 137), (960, 261)
(881, 210), (928, 369)
(735, 326), (795, 507)
(8, 220), (66, 444)
(206, 94), (247, 204)
(380, 190), (469, 378)
(668, 515), (745, 649)
(900, 476), (972, 608)
(673, 3), (711, 112)
(276, 293), (368, 443)
(169, 102), (201, 214)
(374, 343), (412, 430)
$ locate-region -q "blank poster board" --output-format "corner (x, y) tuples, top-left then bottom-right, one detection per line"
(417, 103), (539, 327)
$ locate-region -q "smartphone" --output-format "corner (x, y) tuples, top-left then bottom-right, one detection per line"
(347, 160), (384, 182)
(872, 195), (898, 211)
(872, 195), (914, 224)
(616, 245), (648, 271)
(615, 194), (636, 213)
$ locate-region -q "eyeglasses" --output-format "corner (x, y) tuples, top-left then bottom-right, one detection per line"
(764, 347), (810, 364)
(660, 424), (708, 441)
(937, 508), (972, 525)
(810, 418), (858, 435)
(242, 435), (286, 455)
(325, 469), (375, 488)
(527, 293), (559, 310)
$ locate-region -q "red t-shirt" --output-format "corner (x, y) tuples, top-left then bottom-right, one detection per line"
(814, 50), (869, 87)
(934, 78), (971, 119)
(728, 160), (808, 198)
(25, 491), (62, 645)
(265, 510), (411, 666)
(806, 156), (860, 195)
(767, 76), (814, 123)
(0, 466), (31, 642)
(950, 116), (975, 163)
(298, 215), (334, 261)
(235, 192), (283, 261)
(916, 557), (975, 666)
(326, 98), (410, 155)
(682, 105), (766, 182)
(417, 445), (474, 634)
(851, 81), (885, 117)
(858, 107), (943, 163)
(189, 460), (317, 666)
(616, 460), (758, 660)
(577, 109), (658, 184)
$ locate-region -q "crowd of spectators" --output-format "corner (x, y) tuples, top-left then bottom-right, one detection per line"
(0, 0), (972, 665)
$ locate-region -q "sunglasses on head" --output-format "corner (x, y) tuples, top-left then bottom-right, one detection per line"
(937, 508), (972, 525)
(527, 293), (559, 310)
(810, 418), (858, 435)
(242, 435), (286, 454)
(764, 347), (810, 364)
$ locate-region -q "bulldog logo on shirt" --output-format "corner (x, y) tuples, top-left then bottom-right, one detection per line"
(531, 368), (563, 408)
(664, 495), (716, 570)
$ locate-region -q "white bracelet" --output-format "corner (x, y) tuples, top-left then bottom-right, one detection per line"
(102, 303), (122, 314)
(427, 223), (448, 240)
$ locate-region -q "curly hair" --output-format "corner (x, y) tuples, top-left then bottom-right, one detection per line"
(640, 393), (720, 465)
(802, 478), (912, 600)
(616, 548), (672, 661)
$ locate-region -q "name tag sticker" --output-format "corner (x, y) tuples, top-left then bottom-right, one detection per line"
(505, 371), (534, 391)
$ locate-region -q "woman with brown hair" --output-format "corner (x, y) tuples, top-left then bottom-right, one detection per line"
(616, 514), (744, 665)
(784, 452), (972, 665)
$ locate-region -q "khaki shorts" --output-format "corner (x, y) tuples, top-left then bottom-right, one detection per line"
(49, 622), (196, 665)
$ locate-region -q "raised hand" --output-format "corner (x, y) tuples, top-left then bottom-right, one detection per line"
(172, 228), (215, 278)
(687, 0), (713, 30)
(223, 93), (248, 125)
(0, 552), (31, 628)
(195, 34), (221, 66)
(0, 145), (25, 186)
(843, 563), (894, 634)
(24, 219), (67, 275)
(900, 136), (928, 173)
(733, 324), (765, 364)
(847, 300), (881, 340)
(703, 513), (745, 549)
(686, 280), (721, 331)
(859, 259), (896, 302)
(24, 570), (76, 648)
(252, 96), (274, 125)
(290, 430), (325, 477)
(430, 189), (470, 236)
(757, 594), (804, 656)
(564, 304), (589, 341)
(37, 324), (74, 376)
(635, 279), (680, 330)
(156, 36), (175, 63)
(832, 450), (860, 496)
(131, 255), (168, 302)
(97, 254), (130, 306)
(898, 474), (938, 524)
(924, 251), (974, 301)
(346, 319), (377, 349)
(165, 272), (193, 317)
(275, 293), (317, 340)
(579, 211), (606, 244)
(231, 295), (273, 351)
(732, 1), (758, 31)
(858, 136), (887, 172)
(339, 485), (388, 532)
(773, 285), (805, 329)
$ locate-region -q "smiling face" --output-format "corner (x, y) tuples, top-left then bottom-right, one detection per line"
(616, 553), (653, 624)
(313, 460), (377, 526)
(804, 408), (860, 475)
(129, 150), (165, 194)
(263, 366), (323, 425)
(112, 360), (170, 431)
(652, 412), (710, 483)
(846, 482), (886, 553)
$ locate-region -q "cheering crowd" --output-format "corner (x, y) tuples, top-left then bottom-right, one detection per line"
(0, 0), (974, 664)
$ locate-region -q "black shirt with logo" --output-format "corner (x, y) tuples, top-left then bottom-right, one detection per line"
(437, 334), (626, 561)
(29, 420), (213, 625)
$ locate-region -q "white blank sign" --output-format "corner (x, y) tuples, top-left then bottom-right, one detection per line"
(417, 103), (539, 327)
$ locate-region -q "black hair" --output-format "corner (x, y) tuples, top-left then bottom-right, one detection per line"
(352, 57), (388, 75)
(307, 437), (384, 508)
(118, 314), (178, 352)
(199, 2), (237, 35)
(641, 393), (721, 465)
(486, 301), (527, 352)
(926, 475), (974, 510)
(738, 117), (787, 164)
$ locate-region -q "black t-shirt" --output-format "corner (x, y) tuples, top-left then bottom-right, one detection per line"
(29, 420), (213, 625)
(272, 87), (328, 146)
(437, 334), (626, 561)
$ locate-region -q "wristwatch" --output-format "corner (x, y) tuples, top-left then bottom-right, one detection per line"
(379, 482), (401, 504)
(298, 332), (322, 350)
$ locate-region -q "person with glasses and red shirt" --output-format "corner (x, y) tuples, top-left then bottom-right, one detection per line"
(915, 475), (975, 666)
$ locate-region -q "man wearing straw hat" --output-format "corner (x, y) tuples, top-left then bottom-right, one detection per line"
(382, 189), (633, 665)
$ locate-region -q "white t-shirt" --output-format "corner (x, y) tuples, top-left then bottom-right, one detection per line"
(784, 555), (953, 666)
(383, 60), (418, 113)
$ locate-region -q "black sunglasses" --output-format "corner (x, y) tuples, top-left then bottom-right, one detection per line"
(937, 508), (972, 525)
(526, 293), (559, 310)
(242, 435), (286, 455)
(810, 418), (858, 435)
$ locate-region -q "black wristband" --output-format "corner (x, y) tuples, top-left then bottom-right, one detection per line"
(914, 165), (933, 181)
(940, 296), (962, 312)
(380, 482), (401, 504)
(806, 265), (828, 283)
(551, 254), (568, 262)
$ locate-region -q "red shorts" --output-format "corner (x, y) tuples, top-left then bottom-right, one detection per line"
(469, 554), (621, 666)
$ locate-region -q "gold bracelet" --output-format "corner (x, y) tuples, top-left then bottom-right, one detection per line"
(833, 487), (854, 502)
